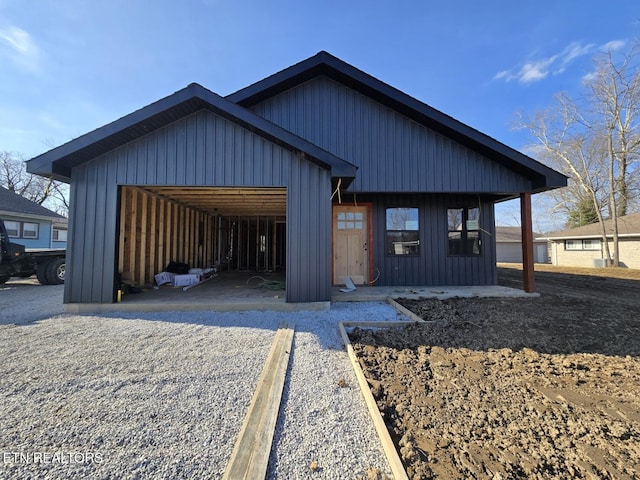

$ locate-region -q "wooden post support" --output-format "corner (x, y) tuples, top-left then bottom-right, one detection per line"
(520, 192), (535, 293)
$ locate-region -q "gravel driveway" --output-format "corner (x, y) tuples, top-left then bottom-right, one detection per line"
(0, 278), (402, 479)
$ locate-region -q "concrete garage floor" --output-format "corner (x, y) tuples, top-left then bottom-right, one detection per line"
(65, 270), (536, 314)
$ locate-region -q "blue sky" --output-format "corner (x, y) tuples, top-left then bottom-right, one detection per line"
(1, 0), (638, 229)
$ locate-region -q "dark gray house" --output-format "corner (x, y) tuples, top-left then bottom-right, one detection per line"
(27, 51), (566, 305)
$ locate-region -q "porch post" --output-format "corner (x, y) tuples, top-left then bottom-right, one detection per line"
(520, 192), (535, 293)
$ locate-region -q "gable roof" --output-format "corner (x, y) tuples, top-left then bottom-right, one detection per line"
(26, 83), (357, 184)
(496, 226), (544, 243)
(542, 212), (640, 240)
(227, 51), (567, 193)
(0, 186), (66, 221)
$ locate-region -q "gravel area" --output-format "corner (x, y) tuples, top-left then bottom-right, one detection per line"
(0, 279), (405, 479)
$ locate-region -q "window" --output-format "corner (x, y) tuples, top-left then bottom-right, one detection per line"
(565, 240), (582, 250)
(448, 207), (481, 256)
(582, 239), (601, 250)
(565, 239), (601, 250)
(337, 211), (364, 230)
(53, 229), (68, 242)
(3, 221), (41, 239)
(386, 208), (419, 255)
(5, 221), (19, 238)
(22, 222), (39, 239)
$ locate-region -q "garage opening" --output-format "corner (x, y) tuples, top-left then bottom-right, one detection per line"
(116, 186), (287, 302)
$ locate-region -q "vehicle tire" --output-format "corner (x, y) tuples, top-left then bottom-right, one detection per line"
(36, 261), (52, 285)
(45, 258), (65, 285)
(0, 274), (10, 284)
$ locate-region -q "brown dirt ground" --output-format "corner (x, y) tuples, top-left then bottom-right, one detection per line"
(349, 267), (640, 479)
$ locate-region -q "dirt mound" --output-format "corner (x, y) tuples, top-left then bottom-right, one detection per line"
(349, 293), (640, 479)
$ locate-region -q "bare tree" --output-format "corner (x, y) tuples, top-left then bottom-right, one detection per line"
(0, 150), (69, 216)
(518, 42), (640, 266)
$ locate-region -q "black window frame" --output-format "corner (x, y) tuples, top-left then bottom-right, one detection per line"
(385, 207), (420, 256)
(447, 207), (481, 256)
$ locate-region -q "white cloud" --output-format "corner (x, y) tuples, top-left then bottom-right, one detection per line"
(561, 42), (595, 65)
(518, 56), (558, 83)
(0, 25), (43, 73)
(494, 40), (601, 84)
(602, 39), (625, 52)
(581, 71), (598, 83)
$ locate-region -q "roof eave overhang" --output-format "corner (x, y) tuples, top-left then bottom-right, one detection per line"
(0, 210), (66, 223)
(541, 233), (640, 240)
(27, 83), (357, 184)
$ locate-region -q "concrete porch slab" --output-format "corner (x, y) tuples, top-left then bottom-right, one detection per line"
(331, 285), (539, 302)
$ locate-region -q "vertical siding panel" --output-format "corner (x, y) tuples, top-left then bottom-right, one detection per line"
(82, 166), (98, 300)
(66, 103), (522, 303)
(249, 76), (532, 194)
(157, 131), (167, 184)
(100, 158), (119, 302)
(64, 172), (81, 303)
(146, 135), (157, 184)
(166, 124), (177, 184)
(91, 162), (108, 300)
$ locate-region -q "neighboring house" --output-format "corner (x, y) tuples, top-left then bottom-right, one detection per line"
(26, 51), (566, 305)
(541, 213), (640, 269)
(496, 226), (548, 263)
(0, 186), (68, 250)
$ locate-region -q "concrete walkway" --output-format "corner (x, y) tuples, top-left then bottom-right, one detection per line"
(331, 284), (538, 302)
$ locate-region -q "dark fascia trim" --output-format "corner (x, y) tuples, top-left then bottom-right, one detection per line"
(26, 82), (357, 183)
(227, 51), (568, 191)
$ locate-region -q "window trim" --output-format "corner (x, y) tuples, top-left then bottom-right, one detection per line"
(564, 239), (601, 251)
(22, 222), (39, 239)
(5, 220), (20, 238)
(4, 220), (41, 240)
(385, 207), (420, 256)
(53, 228), (68, 242)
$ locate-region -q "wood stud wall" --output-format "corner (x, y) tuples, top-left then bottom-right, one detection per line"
(118, 186), (215, 286)
(118, 186), (286, 287)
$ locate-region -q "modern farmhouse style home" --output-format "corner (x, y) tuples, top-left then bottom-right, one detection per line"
(27, 51), (566, 305)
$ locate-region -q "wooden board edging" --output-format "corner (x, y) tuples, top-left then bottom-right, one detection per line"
(387, 297), (433, 323)
(222, 322), (294, 480)
(338, 322), (410, 480)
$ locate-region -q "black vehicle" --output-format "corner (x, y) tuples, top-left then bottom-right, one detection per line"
(0, 218), (66, 285)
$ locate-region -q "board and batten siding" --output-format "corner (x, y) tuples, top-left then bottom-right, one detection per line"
(350, 193), (497, 286)
(251, 76), (532, 194)
(65, 109), (332, 304)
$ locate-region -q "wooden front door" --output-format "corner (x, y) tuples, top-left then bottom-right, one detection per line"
(332, 204), (370, 285)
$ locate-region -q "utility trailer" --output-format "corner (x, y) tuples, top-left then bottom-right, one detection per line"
(0, 218), (66, 285)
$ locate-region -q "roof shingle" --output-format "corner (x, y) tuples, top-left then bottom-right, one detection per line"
(0, 186), (66, 220)
(543, 212), (640, 239)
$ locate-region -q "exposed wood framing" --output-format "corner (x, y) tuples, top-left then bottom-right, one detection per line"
(118, 186), (217, 287)
(143, 186), (287, 217)
(118, 186), (288, 287)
